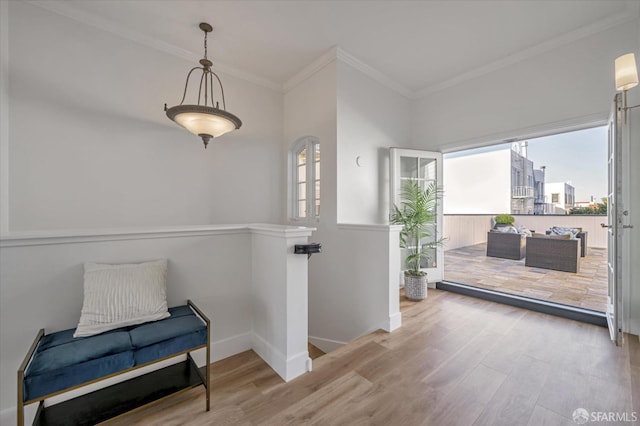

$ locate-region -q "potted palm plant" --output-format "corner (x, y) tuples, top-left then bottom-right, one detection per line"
(390, 180), (445, 300)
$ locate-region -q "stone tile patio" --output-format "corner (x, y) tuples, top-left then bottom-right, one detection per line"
(444, 243), (608, 312)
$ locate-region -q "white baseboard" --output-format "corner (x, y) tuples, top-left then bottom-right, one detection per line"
(191, 332), (252, 367)
(251, 332), (310, 382)
(382, 312), (402, 332)
(308, 335), (348, 353)
(1, 404), (37, 426)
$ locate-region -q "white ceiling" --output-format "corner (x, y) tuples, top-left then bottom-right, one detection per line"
(33, 0), (638, 96)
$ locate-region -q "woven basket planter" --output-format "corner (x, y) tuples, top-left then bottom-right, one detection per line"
(404, 274), (427, 300)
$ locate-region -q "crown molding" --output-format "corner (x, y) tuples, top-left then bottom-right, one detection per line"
(283, 47), (338, 93)
(26, 0), (640, 100)
(283, 46), (413, 99)
(334, 48), (413, 99)
(416, 6), (640, 98)
(27, 0), (282, 92)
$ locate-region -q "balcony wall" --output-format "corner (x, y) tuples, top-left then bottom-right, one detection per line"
(444, 214), (608, 250)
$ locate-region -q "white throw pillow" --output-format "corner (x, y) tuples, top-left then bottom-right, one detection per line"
(74, 259), (170, 338)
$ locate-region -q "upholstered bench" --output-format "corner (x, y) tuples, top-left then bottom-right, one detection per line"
(18, 301), (210, 426)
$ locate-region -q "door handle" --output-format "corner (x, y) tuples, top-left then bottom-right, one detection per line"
(623, 224), (634, 229)
(601, 223), (611, 228)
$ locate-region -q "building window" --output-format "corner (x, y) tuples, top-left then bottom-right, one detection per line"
(291, 137), (320, 220)
(551, 193), (560, 203)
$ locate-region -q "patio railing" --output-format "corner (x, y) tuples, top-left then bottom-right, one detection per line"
(444, 214), (608, 251)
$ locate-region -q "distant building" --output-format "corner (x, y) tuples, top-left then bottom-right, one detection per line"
(574, 196), (598, 209)
(546, 182), (576, 214)
(533, 166), (554, 214)
(444, 142), (536, 214)
(510, 142), (535, 214)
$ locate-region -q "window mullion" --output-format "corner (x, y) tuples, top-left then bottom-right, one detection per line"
(306, 140), (313, 218)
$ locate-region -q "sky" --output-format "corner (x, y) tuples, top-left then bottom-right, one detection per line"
(525, 126), (607, 202)
(445, 126), (608, 203)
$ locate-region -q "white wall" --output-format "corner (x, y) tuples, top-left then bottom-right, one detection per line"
(627, 61), (640, 335)
(444, 214), (609, 250)
(443, 215), (494, 250)
(284, 58), (340, 351)
(6, 1), (283, 231)
(443, 150), (511, 214)
(284, 54), (405, 352)
(412, 18), (640, 334)
(336, 60), (411, 224)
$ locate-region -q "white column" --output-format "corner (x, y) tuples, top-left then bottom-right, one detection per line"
(250, 224), (315, 381)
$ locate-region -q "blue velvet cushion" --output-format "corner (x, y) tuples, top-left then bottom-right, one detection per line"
(134, 330), (207, 365)
(129, 314), (206, 348)
(24, 351), (134, 402)
(130, 308), (207, 365)
(27, 330), (132, 375)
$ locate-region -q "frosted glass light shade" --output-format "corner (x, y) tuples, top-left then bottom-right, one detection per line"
(166, 105), (242, 147)
(615, 53), (639, 91)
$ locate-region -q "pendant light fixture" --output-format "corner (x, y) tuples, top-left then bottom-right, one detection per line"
(165, 23), (242, 148)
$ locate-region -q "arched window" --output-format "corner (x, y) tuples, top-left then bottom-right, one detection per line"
(290, 137), (320, 220)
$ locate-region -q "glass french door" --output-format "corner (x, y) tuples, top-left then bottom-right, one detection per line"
(390, 148), (444, 284)
(606, 94), (623, 346)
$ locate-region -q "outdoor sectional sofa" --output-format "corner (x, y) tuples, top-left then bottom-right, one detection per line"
(486, 231), (526, 260)
(525, 235), (580, 273)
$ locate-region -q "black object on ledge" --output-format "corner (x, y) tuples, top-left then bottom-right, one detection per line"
(295, 243), (322, 259)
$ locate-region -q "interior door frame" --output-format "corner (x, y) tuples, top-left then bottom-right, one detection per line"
(607, 93), (624, 345)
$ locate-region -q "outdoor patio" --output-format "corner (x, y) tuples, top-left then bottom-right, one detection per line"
(444, 242), (608, 312)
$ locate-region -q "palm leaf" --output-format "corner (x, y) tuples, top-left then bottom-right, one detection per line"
(390, 180), (446, 275)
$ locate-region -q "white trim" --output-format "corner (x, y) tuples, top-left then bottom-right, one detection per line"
(25, 1), (639, 100)
(27, 0), (281, 92)
(337, 224), (403, 232)
(382, 312), (402, 332)
(0, 224), (315, 247)
(0, 0), (9, 234)
(249, 224), (315, 238)
(251, 332), (310, 382)
(415, 6), (639, 98)
(289, 137), (320, 221)
(308, 335), (347, 353)
(620, 96), (633, 335)
(283, 47), (338, 93)
(285, 46), (413, 98)
(439, 112), (609, 154)
(208, 332), (252, 364)
(335, 48), (413, 99)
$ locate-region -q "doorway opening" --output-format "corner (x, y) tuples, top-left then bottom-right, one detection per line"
(441, 126), (608, 315)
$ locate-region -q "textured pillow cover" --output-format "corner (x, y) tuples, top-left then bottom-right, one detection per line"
(549, 226), (581, 238)
(74, 259), (170, 338)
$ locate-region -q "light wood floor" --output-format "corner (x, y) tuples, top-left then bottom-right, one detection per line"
(445, 243), (608, 312)
(106, 290), (639, 426)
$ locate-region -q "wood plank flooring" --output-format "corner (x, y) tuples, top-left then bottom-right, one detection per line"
(445, 243), (608, 312)
(308, 342), (326, 360)
(105, 290), (637, 426)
